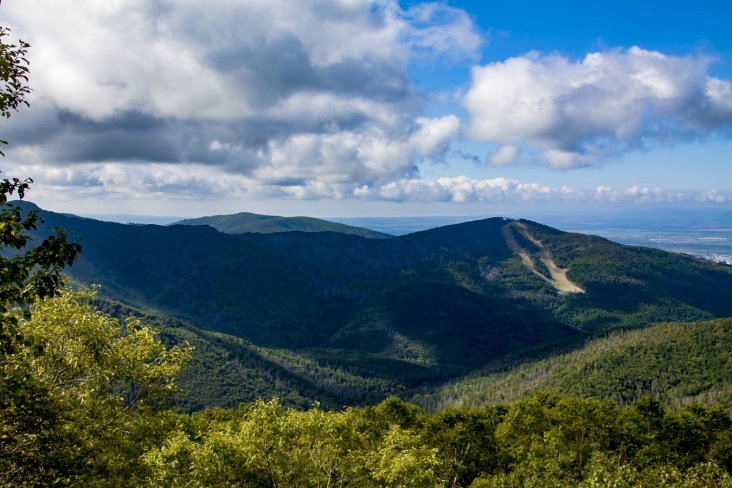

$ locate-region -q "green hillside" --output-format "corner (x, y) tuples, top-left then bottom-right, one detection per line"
(5, 206), (732, 486)
(416, 318), (732, 411)
(93, 299), (356, 410)
(173, 211), (392, 238)
(9, 201), (732, 409)
(12, 290), (732, 486)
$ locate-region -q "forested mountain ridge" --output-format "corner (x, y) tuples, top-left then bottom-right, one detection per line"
(417, 317), (732, 411)
(9, 201), (732, 409)
(173, 210), (392, 238)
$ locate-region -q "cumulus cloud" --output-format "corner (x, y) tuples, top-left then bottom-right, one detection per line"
(3, 0), (478, 189)
(463, 47), (732, 168)
(3, 1), (730, 208)
(487, 145), (519, 166)
(411, 115), (461, 156)
(372, 176), (569, 203)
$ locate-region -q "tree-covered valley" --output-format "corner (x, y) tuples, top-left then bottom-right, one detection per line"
(13, 201), (732, 410)
(4, 200), (732, 486)
(4, 291), (732, 487)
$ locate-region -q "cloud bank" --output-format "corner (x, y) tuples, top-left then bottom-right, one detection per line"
(3, 0), (477, 187)
(2, 1), (731, 206)
(14, 161), (726, 207)
(465, 47), (732, 168)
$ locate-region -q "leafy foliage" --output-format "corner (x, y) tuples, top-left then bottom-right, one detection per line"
(0, 289), (191, 487)
(0, 199), (81, 346)
(4, 307), (732, 487)
(137, 395), (732, 487)
(0, 22), (31, 154)
(0, 28), (88, 484)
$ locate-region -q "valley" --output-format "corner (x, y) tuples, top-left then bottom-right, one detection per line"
(5, 200), (732, 487)
(12, 201), (732, 411)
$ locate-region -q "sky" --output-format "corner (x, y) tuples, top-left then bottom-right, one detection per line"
(2, 0), (731, 218)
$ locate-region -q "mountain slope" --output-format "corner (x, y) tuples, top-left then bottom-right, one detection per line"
(416, 318), (732, 411)
(173, 211), (392, 238)
(502, 220), (584, 293)
(9, 202), (732, 407)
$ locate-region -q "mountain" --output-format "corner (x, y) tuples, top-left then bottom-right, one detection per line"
(416, 318), (732, 411)
(8, 201), (732, 409)
(172, 211), (392, 238)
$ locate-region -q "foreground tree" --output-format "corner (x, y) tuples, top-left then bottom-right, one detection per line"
(0, 15), (86, 486)
(0, 1), (81, 349)
(0, 7), (30, 154)
(1, 289), (192, 486)
(2, 14), (189, 485)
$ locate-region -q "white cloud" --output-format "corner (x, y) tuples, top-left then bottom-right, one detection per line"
(592, 185), (695, 204)
(402, 2), (482, 60)
(4, 1), (730, 209)
(3, 0), (480, 189)
(365, 176), (729, 204)
(463, 47), (732, 168)
(12, 162), (730, 207)
(487, 145), (518, 166)
(411, 115), (461, 156)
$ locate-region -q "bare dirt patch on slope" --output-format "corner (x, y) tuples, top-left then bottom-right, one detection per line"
(502, 222), (585, 294)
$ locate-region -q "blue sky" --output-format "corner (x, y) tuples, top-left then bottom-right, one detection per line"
(2, 0), (731, 217)
(443, 0), (732, 68)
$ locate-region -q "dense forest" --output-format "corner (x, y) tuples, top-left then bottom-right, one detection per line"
(417, 318), (732, 411)
(14, 201), (732, 411)
(3, 290), (731, 487)
(3, 189), (732, 486)
(2, 195), (731, 486)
